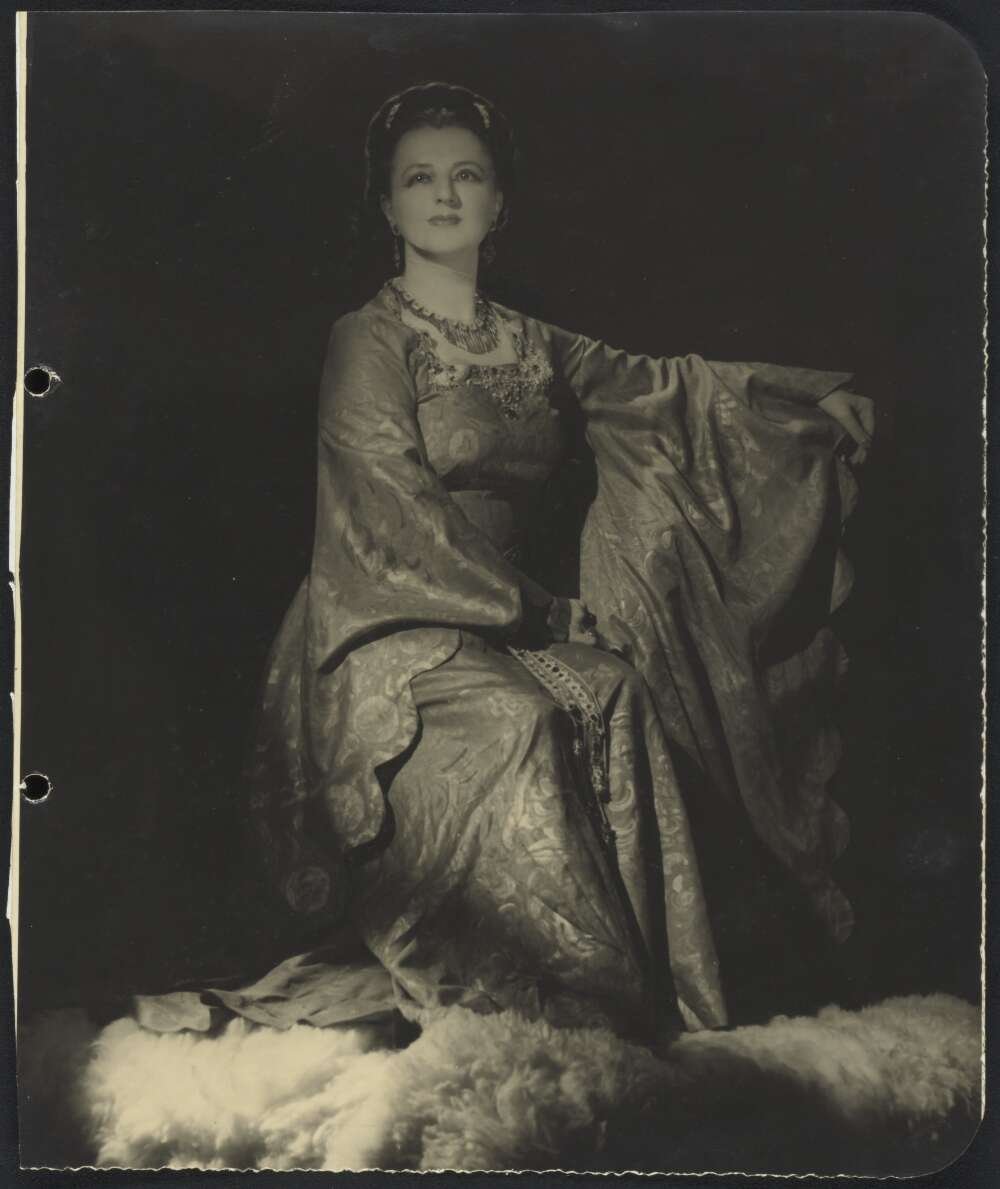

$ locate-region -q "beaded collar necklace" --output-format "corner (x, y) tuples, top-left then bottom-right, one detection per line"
(388, 277), (500, 355)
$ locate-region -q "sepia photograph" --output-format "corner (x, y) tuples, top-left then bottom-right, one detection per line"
(12, 9), (986, 1175)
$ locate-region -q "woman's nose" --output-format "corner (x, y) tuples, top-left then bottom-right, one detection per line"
(435, 178), (459, 205)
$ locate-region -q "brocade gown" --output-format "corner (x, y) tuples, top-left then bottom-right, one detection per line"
(239, 281), (858, 1041)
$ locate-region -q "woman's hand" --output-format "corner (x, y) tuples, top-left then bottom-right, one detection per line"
(566, 599), (599, 645)
(550, 599), (632, 659)
(546, 597), (596, 644)
(817, 388), (875, 465)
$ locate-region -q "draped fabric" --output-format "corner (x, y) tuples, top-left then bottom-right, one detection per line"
(536, 323), (858, 939)
(243, 282), (857, 1037)
(350, 633), (724, 1036)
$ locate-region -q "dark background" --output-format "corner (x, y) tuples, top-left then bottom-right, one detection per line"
(18, 11), (984, 1017)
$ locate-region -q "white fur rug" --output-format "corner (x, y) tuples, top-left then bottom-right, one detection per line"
(19, 994), (981, 1175)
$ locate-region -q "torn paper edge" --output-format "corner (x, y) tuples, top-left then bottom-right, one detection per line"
(8, 10), (27, 1032)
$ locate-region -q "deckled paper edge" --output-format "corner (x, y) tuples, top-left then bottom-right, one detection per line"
(11, 1161), (953, 1180)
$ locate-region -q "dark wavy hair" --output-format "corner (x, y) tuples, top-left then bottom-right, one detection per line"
(348, 82), (518, 282)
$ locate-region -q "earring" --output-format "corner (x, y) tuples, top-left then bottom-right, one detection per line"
(387, 222), (401, 272)
(481, 225), (497, 267)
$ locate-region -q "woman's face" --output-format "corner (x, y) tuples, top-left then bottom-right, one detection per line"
(381, 124), (502, 265)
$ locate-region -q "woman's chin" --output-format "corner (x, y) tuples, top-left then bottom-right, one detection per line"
(407, 241), (483, 268)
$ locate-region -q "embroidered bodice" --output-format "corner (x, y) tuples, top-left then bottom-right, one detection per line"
(373, 282), (570, 562)
(379, 280), (556, 421)
(410, 319), (554, 421)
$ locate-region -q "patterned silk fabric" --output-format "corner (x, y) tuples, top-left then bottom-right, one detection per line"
(247, 281), (856, 1037)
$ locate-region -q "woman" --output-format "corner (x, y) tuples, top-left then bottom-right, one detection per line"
(243, 82), (873, 1047)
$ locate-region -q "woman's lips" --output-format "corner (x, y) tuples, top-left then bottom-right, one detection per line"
(429, 215), (461, 225)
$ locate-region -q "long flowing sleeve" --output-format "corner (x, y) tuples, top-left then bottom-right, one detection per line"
(306, 309), (527, 673)
(539, 320), (851, 411)
(248, 309), (548, 922)
(526, 314), (859, 942)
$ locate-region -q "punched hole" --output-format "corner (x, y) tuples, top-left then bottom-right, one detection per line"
(20, 772), (51, 803)
(24, 366), (60, 398)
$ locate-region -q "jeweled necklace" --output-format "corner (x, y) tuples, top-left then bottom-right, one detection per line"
(390, 277), (499, 355)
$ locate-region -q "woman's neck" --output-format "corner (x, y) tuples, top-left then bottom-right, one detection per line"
(400, 254), (479, 323)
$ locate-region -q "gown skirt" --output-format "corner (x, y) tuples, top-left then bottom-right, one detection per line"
(351, 630), (724, 1038)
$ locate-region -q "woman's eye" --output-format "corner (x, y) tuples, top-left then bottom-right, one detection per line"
(407, 173), (431, 186)
(456, 169), (481, 182)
